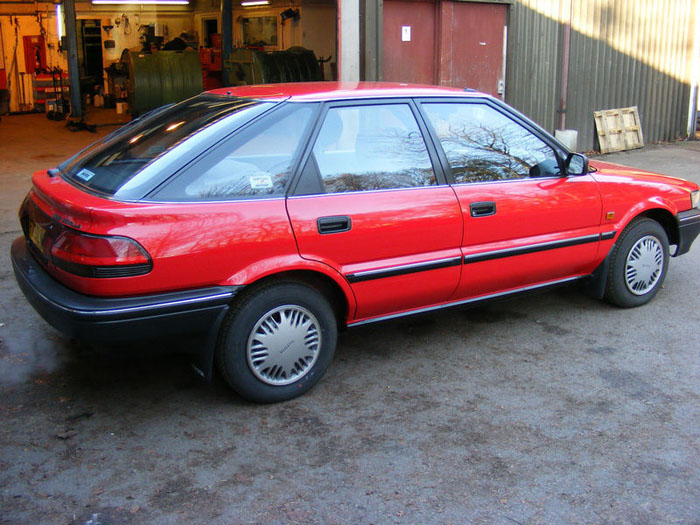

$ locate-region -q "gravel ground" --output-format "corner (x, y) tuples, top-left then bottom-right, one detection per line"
(1, 113), (699, 524)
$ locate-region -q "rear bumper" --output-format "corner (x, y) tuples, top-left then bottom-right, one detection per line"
(11, 237), (239, 343)
(676, 209), (700, 256)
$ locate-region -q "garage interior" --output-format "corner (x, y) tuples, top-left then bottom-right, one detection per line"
(0, 0), (340, 119)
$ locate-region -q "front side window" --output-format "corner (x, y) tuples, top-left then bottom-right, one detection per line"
(422, 102), (560, 183)
(312, 104), (436, 193)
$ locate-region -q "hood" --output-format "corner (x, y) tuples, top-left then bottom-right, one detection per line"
(589, 159), (697, 192)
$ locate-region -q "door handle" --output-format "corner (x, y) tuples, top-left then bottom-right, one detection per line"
(317, 216), (352, 234)
(470, 201), (496, 217)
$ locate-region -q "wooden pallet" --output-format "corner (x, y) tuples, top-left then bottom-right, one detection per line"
(593, 106), (644, 153)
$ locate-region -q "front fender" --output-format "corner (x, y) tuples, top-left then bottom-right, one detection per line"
(611, 197), (678, 236)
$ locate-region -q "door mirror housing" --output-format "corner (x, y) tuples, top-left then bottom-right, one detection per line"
(566, 153), (589, 175)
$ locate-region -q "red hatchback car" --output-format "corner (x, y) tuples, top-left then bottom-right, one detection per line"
(11, 82), (700, 402)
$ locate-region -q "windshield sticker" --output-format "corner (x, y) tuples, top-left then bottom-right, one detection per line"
(249, 175), (273, 190)
(75, 168), (96, 181)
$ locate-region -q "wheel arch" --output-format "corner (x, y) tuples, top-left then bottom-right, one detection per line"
(232, 269), (352, 328)
(637, 208), (679, 252)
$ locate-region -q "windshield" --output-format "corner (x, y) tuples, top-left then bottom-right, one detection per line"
(60, 94), (274, 196)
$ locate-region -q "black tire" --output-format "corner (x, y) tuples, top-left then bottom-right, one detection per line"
(216, 281), (337, 403)
(604, 218), (669, 308)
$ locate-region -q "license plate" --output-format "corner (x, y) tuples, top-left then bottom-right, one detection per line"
(29, 221), (47, 255)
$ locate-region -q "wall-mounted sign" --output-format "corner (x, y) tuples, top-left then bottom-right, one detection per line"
(401, 26), (411, 42)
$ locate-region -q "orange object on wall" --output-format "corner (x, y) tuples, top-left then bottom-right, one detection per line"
(23, 35), (47, 74)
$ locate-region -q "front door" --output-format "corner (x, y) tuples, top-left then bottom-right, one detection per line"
(418, 100), (603, 299)
(287, 101), (463, 322)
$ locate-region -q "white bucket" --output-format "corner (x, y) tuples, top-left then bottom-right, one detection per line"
(555, 129), (579, 152)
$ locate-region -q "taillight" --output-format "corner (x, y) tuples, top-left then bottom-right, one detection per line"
(21, 195), (152, 278)
(50, 229), (152, 278)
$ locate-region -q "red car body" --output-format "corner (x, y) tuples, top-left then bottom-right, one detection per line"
(12, 82), (700, 402)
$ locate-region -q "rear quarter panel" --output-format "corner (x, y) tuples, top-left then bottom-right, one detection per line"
(83, 199), (304, 296)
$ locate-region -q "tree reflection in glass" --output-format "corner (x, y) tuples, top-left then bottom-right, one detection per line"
(314, 105), (436, 193)
(423, 103), (559, 183)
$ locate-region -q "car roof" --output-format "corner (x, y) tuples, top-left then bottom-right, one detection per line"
(207, 81), (488, 102)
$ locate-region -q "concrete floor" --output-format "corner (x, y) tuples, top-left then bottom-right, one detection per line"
(1, 113), (700, 524)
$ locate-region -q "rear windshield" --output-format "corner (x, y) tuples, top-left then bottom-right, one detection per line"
(59, 94), (274, 196)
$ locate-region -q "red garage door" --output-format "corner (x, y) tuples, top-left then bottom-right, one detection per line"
(382, 0), (437, 85)
(382, 0), (508, 98)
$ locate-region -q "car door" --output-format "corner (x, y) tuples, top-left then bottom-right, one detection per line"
(286, 101), (463, 322)
(419, 99), (603, 299)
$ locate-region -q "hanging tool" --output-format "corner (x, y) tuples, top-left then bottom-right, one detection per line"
(18, 71), (30, 111)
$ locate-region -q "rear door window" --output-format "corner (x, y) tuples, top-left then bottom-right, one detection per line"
(307, 104), (437, 193)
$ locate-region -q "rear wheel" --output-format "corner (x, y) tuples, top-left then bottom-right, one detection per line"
(605, 218), (669, 308)
(216, 281), (337, 403)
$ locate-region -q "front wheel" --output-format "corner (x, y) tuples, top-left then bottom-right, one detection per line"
(216, 281), (337, 403)
(605, 218), (669, 308)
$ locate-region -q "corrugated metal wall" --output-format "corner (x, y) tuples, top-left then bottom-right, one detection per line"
(506, 0), (697, 152)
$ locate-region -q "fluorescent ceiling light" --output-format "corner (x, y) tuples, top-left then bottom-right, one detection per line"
(92, 0), (190, 4)
(55, 4), (63, 39)
(241, 0), (271, 6)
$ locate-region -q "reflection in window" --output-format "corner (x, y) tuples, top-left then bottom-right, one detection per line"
(181, 105), (313, 199)
(313, 104), (436, 193)
(423, 103), (560, 183)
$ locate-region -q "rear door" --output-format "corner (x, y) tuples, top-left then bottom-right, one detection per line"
(418, 99), (603, 299)
(286, 101), (463, 322)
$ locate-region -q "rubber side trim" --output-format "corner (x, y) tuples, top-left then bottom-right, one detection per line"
(463, 233), (610, 264)
(346, 256), (462, 283)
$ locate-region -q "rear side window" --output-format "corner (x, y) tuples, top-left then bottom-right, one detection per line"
(60, 94), (274, 196)
(155, 103), (315, 200)
(309, 104), (436, 193)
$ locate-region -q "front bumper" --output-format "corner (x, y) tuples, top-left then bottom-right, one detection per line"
(676, 209), (700, 256)
(11, 237), (239, 344)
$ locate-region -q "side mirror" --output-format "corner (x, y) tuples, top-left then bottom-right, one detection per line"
(565, 153), (589, 175)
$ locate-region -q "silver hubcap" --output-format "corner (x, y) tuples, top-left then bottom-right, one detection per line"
(625, 235), (664, 295)
(247, 305), (321, 386)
